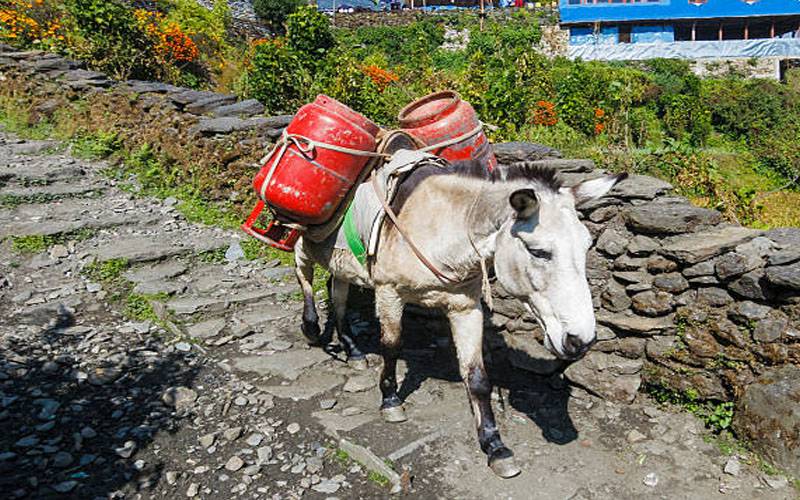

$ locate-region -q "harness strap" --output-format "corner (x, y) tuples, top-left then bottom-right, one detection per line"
(343, 202), (367, 266)
(418, 122), (486, 154)
(370, 171), (459, 285)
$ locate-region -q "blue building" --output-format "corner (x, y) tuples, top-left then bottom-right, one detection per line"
(559, 0), (800, 63)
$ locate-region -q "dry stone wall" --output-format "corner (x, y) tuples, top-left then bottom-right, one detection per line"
(2, 46), (798, 475)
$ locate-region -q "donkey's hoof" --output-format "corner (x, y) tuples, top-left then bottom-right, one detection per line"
(381, 405), (407, 423)
(348, 357), (369, 371)
(301, 322), (322, 346)
(489, 450), (521, 479)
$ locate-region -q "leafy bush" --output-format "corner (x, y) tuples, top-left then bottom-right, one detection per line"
(285, 6), (335, 68)
(64, 0), (159, 80)
(238, 40), (308, 114)
(253, 0), (301, 33)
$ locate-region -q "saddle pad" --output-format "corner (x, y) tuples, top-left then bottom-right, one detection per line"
(334, 149), (447, 262)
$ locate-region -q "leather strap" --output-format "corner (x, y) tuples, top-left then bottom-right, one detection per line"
(371, 172), (459, 284)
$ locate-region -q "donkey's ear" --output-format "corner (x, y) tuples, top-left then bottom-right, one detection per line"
(570, 173), (628, 206)
(509, 188), (538, 218)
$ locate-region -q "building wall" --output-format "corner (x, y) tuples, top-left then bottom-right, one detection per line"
(560, 0), (800, 25)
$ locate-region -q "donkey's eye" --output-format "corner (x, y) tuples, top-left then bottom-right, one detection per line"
(528, 248), (552, 260)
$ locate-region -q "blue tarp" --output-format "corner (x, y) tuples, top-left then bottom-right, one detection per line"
(568, 38), (800, 61)
(631, 25), (674, 44)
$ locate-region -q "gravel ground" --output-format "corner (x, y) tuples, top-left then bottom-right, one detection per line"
(0, 132), (796, 499)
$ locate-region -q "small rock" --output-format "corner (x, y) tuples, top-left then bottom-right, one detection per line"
(198, 433), (216, 448)
(234, 396), (248, 406)
(243, 464), (261, 476)
(643, 472), (658, 487)
(626, 430), (647, 443)
(225, 456), (244, 472)
(80, 427), (96, 439)
(763, 475), (788, 490)
(223, 427), (242, 441)
(225, 242), (245, 262)
(49, 245), (69, 259)
(312, 479), (340, 494)
(723, 456), (741, 476)
(343, 374), (377, 393)
(166, 471), (178, 485)
(175, 342), (191, 352)
(115, 440), (137, 459)
(86, 283), (102, 293)
(15, 436), (39, 448)
(52, 451), (73, 468)
(287, 422), (300, 435)
(319, 399), (337, 410)
(341, 407), (363, 417)
(51, 481), (77, 493)
(246, 433), (263, 447)
(306, 456), (323, 474)
(162, 386), (197, 410)
(186, 482), (199, 497)
(164, 196), (178, 207)
(256, 446), (273, 463)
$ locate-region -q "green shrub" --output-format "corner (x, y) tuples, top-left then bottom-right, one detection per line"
(238, 40), (309, 114)
(311, 49), (391, 125)
(285, 6), (335, 70)
(64, 0), (158, 80)
(252, 0), (302, 33)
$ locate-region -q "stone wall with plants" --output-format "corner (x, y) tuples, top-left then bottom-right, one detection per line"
(488, 142), (800, 475)
(2, 45), (798, 476)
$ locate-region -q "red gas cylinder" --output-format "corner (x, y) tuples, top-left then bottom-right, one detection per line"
(242, 95), (379, 251)
(398, 91), (496, 171)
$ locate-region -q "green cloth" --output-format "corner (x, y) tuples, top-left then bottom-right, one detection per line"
(343, 202), (366, 266)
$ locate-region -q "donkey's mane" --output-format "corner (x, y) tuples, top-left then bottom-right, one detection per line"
(391, 159), (562, 212)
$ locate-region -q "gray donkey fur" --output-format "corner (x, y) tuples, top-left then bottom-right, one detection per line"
(294, 159), (627, 478)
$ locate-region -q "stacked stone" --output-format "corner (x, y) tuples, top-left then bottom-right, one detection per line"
(489, 144), (800, 475)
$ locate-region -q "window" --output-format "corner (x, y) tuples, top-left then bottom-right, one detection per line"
(619, 25), (631, 43)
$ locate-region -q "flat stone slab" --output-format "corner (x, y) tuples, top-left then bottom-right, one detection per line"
(597, 311), (675, 335)
(89, 234), (227, 263)
(624, 203), (722, 235)
(564, 351), (643, 403)
(187, 318), (226, 339)
(233, 349), (330, 381)
(610, 174), (672, 200)
(1, 182), (104, 199)
(493, 141), (562, 164)
(660, 226), (762, 264)
(312, 410), (376, 433)
(236, 305), (292, 327)
(211, 99), (265, 118)
(260, 371), (345, 400)
(125, 261), (188, 283)
(1, 212), (160, 239)
(167, 296), (228, 315)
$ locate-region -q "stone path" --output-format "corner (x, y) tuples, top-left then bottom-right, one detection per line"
(0, 132), (796, 499)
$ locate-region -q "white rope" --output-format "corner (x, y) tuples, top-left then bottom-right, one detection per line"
(258, 130), (392, 202)
(418, 122), (485, 153)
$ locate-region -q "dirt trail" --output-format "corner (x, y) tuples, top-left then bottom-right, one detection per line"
(0, 133), (795, 499)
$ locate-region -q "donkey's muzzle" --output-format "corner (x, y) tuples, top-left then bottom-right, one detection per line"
(562, 333), (595, 360)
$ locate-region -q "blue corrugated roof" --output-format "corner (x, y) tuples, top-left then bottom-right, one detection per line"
(560, 0), (800, 25)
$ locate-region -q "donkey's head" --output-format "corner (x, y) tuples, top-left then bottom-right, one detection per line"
(492, 167), (627, 361)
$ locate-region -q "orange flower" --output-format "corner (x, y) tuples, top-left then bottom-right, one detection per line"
(360, 64), (399, 92)
(594, 107), (605, 118)
(532, 100), (557, 127)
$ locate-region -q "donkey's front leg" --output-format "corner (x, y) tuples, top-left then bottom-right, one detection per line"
(449, 306), (521, 479)
(375, 285), (407, 423)
(294, 243), (321, 345)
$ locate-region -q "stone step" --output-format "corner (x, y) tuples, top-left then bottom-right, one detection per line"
(0, 210), (161, 239)
(80, 233), (228, 264)
(0, 182), (106, 204)
(0, 163), (86, 186)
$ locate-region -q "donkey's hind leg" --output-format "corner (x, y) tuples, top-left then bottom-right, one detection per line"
(295, 241), (321, 345)
(330, 278), (367, 370)
(375, 285), (407, 423)
(449, 306), (520, 479)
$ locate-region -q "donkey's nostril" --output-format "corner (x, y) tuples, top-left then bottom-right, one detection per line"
(563, 334), (587, 357)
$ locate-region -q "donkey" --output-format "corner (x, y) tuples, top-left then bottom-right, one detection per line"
(294, 160), (627, 478)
